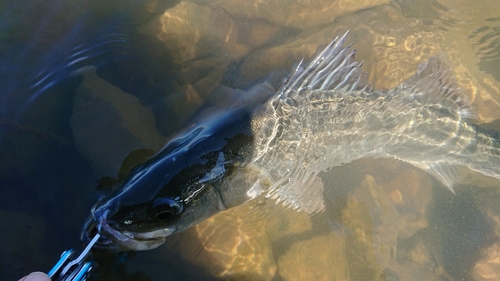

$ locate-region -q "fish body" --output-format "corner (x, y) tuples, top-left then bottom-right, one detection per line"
(82, 32), (500, 251)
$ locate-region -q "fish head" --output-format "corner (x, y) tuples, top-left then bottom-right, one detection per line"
(81, 107), (256, 251)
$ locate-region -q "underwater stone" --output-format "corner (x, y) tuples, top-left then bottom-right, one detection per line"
(386, 238), (446, 281)
(165, 199), (277, 280)
(188, 0), (389, 29)
(277, 232), (349, 281)
(70, 71), (164, 178)
(382, 168), (432, 240)
(471, 187), (500, 280)
(164, 195), (316, 280)
(149, 1), (250, 64)
(472, 243), (500, 281)
(342, 174), (399, 281)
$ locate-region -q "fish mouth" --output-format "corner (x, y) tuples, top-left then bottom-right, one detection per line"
(81, 210), (169, 252)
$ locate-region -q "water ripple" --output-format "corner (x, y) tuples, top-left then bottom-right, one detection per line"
(27, 32), (132, 102)
(471, 18), (500, 81)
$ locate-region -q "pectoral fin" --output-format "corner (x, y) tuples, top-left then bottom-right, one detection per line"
(267, 173), (325, 214)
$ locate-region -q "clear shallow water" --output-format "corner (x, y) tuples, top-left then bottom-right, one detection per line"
(1, 0), (500, 280)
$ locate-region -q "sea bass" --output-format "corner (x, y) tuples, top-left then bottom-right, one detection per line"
(82, 32), (500, 251)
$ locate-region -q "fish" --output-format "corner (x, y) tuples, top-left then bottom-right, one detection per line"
(81, 31), (500, 251)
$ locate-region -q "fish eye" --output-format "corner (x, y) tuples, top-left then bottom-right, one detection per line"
(149, 197), (182, 222)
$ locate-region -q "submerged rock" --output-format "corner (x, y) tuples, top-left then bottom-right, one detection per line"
(162, 82), (204, 129)
(148, 1), (249, 65)
(471, 187), (500, 280)
(166, 199), (277, 281)
(277, 232), (349, 281)
(387, 237), (448, 281)
(473, 243), (500, 281)
(189, 0), (390, 30)
(337, 163), (434, 280)
(382, 169), (432, 240)
(70, 71), (164, 178)
(264, 201), (313, 242)
(342, 174), (399, 281)
(164, 194), (314, 280)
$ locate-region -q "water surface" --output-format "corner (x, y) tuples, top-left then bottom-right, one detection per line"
(1, 0), (500, 280)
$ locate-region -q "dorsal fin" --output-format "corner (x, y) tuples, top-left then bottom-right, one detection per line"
(399, 53), (476, 119)
(272, 32), (475, 121)
(273, 31), (371, 103)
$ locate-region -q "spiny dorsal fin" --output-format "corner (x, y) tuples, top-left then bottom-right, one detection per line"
(400, 53), (476, 119)
(273, 31), (371, 103)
